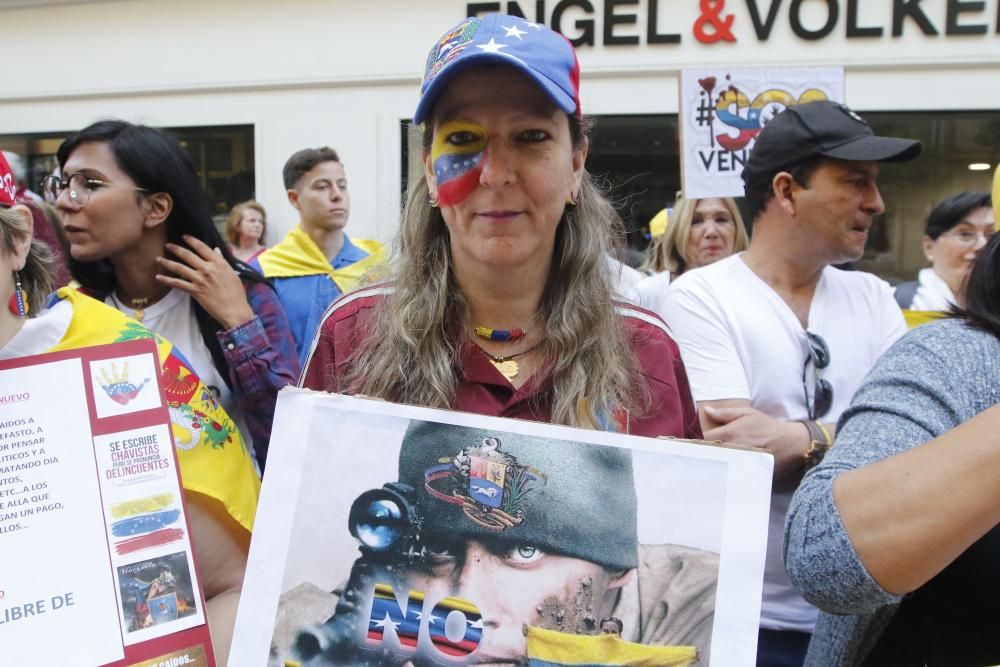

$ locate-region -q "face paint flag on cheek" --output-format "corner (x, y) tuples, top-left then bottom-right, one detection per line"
(432, 121), (487, 207)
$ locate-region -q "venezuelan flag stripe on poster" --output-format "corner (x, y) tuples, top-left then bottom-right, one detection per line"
(432, 120), (487, 206)
(525, 626), (698, 667)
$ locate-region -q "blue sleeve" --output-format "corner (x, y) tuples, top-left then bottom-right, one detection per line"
(216, 280), (301, 468)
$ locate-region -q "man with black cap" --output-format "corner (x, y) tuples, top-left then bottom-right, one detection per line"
(274, 421), (717, 666)
(662, 100), (921, 667)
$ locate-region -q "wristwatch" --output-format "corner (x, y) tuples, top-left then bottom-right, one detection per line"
(801, 420), (832, 469)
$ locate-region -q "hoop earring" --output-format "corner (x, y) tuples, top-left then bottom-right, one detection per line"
(566, 191), (579, 207)
(428, 193), (440, 208)
(8, 272), (27, 317)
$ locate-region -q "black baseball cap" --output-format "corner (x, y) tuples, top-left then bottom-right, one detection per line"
(742, 100), (922, 183)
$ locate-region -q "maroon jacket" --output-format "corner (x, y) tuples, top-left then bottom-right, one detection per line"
(298, 284), (702, 440)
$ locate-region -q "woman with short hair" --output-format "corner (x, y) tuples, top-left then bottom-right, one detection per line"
(893, 191), (993, 316)
(225, 199), (268, 263)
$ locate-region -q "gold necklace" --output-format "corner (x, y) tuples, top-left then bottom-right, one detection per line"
(473, 342), (542, 382)
(115, 292), (159, 322)
(129, 297), (151, 322)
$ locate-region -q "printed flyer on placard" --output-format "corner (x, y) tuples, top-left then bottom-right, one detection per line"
(0, 339), (215, 667)
(679, 66), (845, 199)
(231, 390), (773, 666)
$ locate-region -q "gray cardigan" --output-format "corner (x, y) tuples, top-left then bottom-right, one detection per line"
(784, 317), (1000, 666)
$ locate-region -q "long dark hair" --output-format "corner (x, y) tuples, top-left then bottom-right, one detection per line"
(57, 119), (270, 386)
(958, 232), (1000, 338)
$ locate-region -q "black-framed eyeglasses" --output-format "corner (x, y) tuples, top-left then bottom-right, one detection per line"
(803, 331), (833, 420)
(40, 173), (148, 208)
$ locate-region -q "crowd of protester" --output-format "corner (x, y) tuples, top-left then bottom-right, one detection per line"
(2, 12), (998, 666)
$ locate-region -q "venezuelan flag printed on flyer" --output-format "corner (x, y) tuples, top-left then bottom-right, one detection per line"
(526, 625), (698, 667)
(0, 339), (216, 666)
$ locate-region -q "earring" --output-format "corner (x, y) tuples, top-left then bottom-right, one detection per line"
(8, 272), (27, 317)
(566, 191), (579, 207)
(428, 192), (440, 208)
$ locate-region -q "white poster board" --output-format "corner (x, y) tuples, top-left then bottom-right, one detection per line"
(0, 340), (214, 667)
(679, 67), (845, 199)
(232, 390), (773, 666)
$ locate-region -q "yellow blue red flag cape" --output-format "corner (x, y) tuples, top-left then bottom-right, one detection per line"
(525, 625), (698, 666)
(256, 225), (386, 293)
(51, 287), (260, 533)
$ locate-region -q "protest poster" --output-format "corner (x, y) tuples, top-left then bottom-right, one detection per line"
(0, 339), (214, 666)
(231, 390), (773, 666)
(679, 67), (845, 199)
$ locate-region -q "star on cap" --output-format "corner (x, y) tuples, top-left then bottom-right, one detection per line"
(524, 21), (545, 30)
(476, 37), (508, 53)
(503, 24), (527, 40)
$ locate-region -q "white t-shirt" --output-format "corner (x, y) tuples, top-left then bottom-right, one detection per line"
(0, 299), (73, 360)
(662, 254), (906, 633)
(635, 271), (672, 317)
(607, 256), (644, 304)
(107, 289), (234, 419)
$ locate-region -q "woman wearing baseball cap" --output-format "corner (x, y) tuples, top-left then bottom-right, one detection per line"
(300, 14), (700, 440)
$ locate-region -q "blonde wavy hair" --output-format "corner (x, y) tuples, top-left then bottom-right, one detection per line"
(641, 195), (748, 275)
(1, 205), (56, 314)
(339, 117), (646, 427)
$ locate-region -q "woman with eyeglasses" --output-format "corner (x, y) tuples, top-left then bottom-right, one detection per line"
(785, 199), (1000, 663)
(0, 152), (258, 665)
(47, 120), (300, 468)
(893, 191), (993, 319)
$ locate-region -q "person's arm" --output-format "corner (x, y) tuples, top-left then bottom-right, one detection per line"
(832, 403), (1000, 595)
(700, 401), (834, 480)
(785, 325), (999, 614)
(186, 492), (250, 667)
(155, 236), (300, 464)
(218, 281), (301, 464)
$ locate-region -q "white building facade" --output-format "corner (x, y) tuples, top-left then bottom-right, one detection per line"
(4, 0), (1000, 278)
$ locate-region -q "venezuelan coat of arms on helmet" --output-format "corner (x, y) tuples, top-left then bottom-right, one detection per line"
(424, 436), (545, 531)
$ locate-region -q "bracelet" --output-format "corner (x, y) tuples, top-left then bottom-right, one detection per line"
(800, 420), (832, 469)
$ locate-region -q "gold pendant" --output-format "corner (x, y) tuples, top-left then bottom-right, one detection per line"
(130, 297), (150, 322)
(490, 359), (519, 381)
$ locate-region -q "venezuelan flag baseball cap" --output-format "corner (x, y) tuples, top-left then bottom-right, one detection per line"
(414, 13), (581, 126)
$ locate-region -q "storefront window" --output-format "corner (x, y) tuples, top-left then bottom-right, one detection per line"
(0, 124), (255, 231)
(859, 111), (999, 282)
(587, 111), (997, 283)
(403, 111), (997, 283)
(586, 114), (680, 261)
